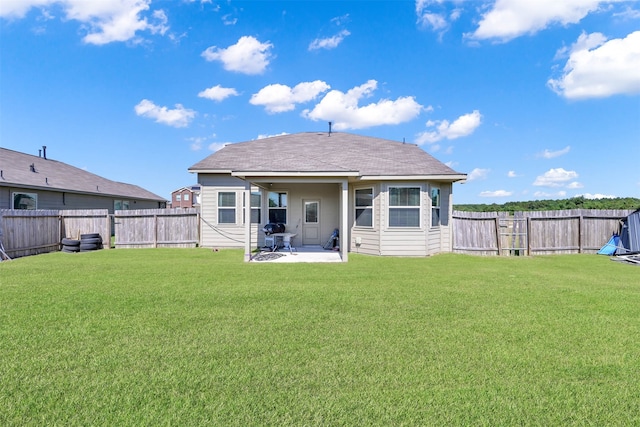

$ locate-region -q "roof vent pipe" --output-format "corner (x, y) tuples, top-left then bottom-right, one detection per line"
(39, 149), (42, 157)
(328, 121), (332, 136)
(42, 146), (47, 160)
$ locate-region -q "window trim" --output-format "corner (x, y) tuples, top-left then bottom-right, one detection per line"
(114, 200), (130, 211)
(12, 192), (38, 210)
(387, 185), (422, 228)
(268, 191), (288, 225)
(354, 187), (374, 228)
(431, 186), (441, 228)
(250, 191), (261, 224)
(217, 191), (236, 224)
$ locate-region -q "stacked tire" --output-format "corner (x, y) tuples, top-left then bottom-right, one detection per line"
(61, 238), (81, 253)
(79, 233), (103, 252)
(61, 233), (103, 253)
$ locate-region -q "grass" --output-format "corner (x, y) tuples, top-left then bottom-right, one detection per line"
(1, 249), (639, 426)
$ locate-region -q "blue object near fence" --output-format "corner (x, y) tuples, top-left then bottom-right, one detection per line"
(598, 233), (620, 255)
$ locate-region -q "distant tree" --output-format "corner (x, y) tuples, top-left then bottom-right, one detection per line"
(455, 197), (640, 213)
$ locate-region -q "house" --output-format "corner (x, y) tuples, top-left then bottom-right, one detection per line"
(0, 146), (166, 211)
(170, 184), (201, 209)
(188, 132), (467, 261)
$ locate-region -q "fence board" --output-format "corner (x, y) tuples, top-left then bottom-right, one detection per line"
(114, 208), (199, 249)
(61, 209), (110, 244)
(453, 209), (633, 256)
(0, 210), (60, 258)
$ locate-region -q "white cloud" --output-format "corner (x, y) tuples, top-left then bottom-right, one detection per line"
(302, 80), (423, 130)
(581, 193), (617, 199)
(480, 190), (513, 197)
(534, 190), (567, 198)
(208, 142), (229, 152)
(257, 132), (289, 139)
(415, 110), (482, 144)
(250, 81), (331, 113)
(415, 0), (462, 34)
(198, 85), (239, 102)
(469, 0), (617, 42)
(507, 170), (519, 178)
(533, 168), (579, 187)
(548, 31), (640, 99)
(467, 168), (490, 181)
(201, 36), (273, 75)
(539, 145), (571, 159)
(566, 181), (584, 189)
(134, 99), (196, 127)
(309, 29), (350, 51)
(1, 0), (169, 45)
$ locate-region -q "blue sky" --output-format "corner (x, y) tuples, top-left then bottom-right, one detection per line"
(1, 0), (639, 204)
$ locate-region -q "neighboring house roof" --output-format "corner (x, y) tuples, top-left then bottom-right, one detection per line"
(189, 132), (466, 181)
(171, 184), (201, 193)
(0, 147), (166, 201)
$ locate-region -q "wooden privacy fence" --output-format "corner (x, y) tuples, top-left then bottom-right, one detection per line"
(0, 208), (200, 258)
(114, 208), (199, 249)
(453, 209), (633, 256)
(0, 209), (110, 258)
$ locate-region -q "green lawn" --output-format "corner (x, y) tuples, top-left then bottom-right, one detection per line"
(1, 249), (639, 426)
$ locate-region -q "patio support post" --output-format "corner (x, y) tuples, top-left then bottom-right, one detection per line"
(244, 181), (252, 262)
(340, 179), (348, 262)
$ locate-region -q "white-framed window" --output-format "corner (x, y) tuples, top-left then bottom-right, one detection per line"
(355, 187), (373, 227)
(431, 187), (441, 227)
(176, 194), (182, 202)
(13, 192), (37, 210)
(183, 193), (189, 201)
(114, 200), (130, 210)
(251, 192), (261, 224)
(218, 192), (236, 224)
(304, 201), (319, 224)
(268, 191), (287, 224)
(388, 186), (421, 227)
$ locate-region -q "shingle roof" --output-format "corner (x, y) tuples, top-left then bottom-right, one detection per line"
(189, 132), (466, 179)
(0, 147), (165, 201)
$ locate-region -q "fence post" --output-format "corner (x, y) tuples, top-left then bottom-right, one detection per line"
(578, 214), (583, 253)
(154, 214), (158, 248)
(527, 216), (532, 256)
(494, 216), (502, 256)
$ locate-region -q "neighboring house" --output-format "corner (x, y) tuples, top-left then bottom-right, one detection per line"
(189, 132), (466, 261)
(0, 147), (166, 212)
(170, 185), (201, 209)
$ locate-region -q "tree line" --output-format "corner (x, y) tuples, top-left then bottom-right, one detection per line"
(454, 197), (640, 213)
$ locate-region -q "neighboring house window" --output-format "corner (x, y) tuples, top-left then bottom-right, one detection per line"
(13, 192), (37, 210)
(355, 188), (373, 227)
(388, 186), (420, 227)
(431, 187), (441, 227)
(176, 194), (182, 202)
(251, 192), (261, 224)
(114, 200), (130, 210)
(183, 193), (189, 201)
(218, 192), (236, 224)
(268, 191), (287, 224)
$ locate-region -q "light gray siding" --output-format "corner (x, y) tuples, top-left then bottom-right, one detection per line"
(198, 174), (457, 256)
(199, 175), (247, 249)
(349, 183), (381, 255)
(1, 186), (162, 212)
(427, 183), (452, 255)
(378, 182), (429, 256)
